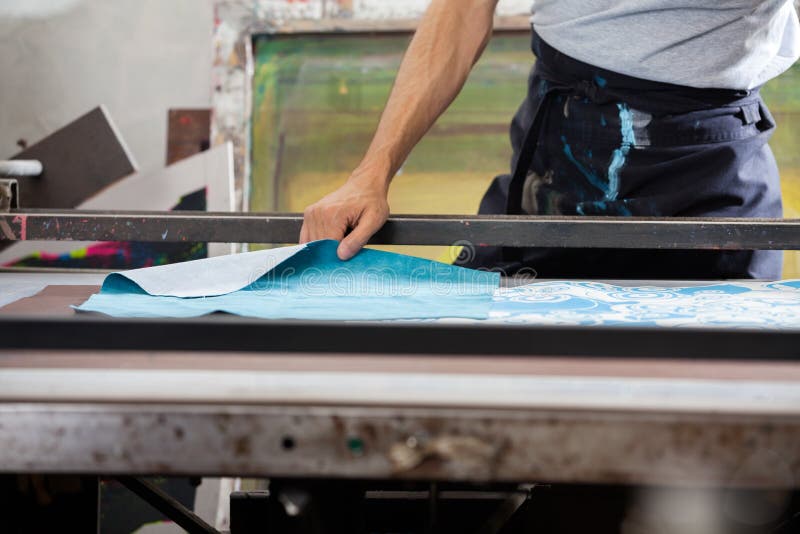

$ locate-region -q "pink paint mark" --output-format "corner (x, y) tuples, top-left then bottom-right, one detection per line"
(89, 242), (124, 256)
(214, 5), (221, 27)
(35, 251), (65, 261)
(12, 215), (27, 240)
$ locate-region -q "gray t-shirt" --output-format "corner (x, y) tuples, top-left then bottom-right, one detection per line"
(531, 0), (800, 89)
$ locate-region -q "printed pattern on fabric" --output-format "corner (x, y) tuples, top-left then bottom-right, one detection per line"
(488, 280), (800, 329)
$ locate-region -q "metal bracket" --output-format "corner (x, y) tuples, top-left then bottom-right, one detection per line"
(0, 159), (40, 212)
(0, 179), (19, 212)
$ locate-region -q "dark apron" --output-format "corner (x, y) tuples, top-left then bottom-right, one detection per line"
(460, 31), (783, 280)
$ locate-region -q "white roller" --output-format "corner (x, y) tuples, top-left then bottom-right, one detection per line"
(0, 160), (43, 177)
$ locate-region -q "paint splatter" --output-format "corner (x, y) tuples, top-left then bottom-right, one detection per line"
(561, 136), (607, 194)
(564, 103), (636, 215)
(6, 190), (207, 269)
(606, 103), (636, 202)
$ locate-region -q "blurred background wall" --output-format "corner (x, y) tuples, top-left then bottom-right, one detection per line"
(2, 0), (800, 275)
(0, 0), (215, 174)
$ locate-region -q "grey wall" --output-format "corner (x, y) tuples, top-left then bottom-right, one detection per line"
(0, 0), (215, 175)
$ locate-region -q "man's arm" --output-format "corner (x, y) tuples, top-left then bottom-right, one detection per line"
(300, 0), (500, 259)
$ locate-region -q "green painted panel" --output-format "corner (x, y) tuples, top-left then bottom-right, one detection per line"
(762, 61), (800, 276)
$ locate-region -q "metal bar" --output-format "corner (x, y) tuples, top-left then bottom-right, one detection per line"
(474, 485), (532, 534)
(263, 15), (531, 34)
(116, 476), (219, 534)
(2, 405), (799, 487)
(3, 210), (800, 249)
(1, 317), (800, 360)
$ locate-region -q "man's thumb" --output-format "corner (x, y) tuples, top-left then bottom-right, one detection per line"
(337, 214), (383, 260)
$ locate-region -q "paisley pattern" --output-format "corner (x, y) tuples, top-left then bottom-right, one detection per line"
(487, 280), (800, 329)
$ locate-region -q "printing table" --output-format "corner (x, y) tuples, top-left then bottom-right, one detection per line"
(1, 272), (799, 490)
(2, 213), (800, 532)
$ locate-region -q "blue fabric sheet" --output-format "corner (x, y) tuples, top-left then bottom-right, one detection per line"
(76, 240), (501, 320)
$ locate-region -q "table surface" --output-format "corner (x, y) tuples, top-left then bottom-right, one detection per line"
(2, 272), (799, 413)
(5, 273), (800, 329)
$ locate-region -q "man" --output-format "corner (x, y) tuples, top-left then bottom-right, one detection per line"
(300, 0), (800, 279)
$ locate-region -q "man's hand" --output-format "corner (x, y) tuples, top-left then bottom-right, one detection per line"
(299, 176), (390, 260)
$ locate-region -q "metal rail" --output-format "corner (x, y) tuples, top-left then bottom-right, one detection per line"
(2, 317), (800, 360)
(2, 210), (800, 249)
(2, 404), (799, 487)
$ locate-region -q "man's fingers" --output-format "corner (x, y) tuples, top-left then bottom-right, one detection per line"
(304, 206), (349, 243)
(303, 207), (327, 242)
(299, 221), (310, 244)
(337, 212), (385, 260)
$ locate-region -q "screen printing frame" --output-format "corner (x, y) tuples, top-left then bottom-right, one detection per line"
(210, 0), (532, 209)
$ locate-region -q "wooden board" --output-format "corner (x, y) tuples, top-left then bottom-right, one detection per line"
(0, 285), (97, 317)
(11, 106), (137, 209)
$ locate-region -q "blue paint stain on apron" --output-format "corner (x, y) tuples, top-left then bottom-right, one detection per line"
(461, 31), (783, 280)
